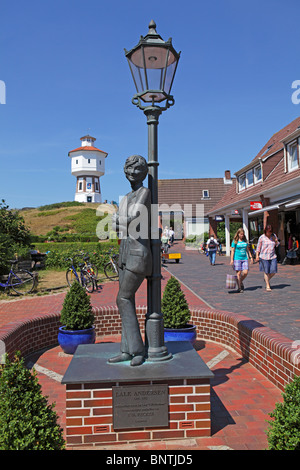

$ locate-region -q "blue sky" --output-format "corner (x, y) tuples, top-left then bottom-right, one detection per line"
(1, 0), (300, 208)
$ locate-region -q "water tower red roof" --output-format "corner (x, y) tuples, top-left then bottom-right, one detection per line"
(68, 146), (108, 156)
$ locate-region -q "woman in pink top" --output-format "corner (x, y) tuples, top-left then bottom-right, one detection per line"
(255, 224), (279, 291)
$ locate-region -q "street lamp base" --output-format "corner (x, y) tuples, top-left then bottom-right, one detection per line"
(145, 312), (173, 362)
(146, 348), (173, 362)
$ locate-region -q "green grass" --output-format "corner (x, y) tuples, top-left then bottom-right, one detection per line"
(38, 201), (84, 211)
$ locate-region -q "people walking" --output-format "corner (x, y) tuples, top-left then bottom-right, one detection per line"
(169, 226), (175, 246)
(281, 235), (299, 265)
(230, 228), (253, 292)
(255, 224), (279, 291)
(206, 235), (218, 266)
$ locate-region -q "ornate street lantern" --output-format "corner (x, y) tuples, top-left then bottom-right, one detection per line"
(125, 21), (180, 363)
(125, 20), (180, 108)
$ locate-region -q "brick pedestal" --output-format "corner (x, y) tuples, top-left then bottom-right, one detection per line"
(62, 342), (213, 448)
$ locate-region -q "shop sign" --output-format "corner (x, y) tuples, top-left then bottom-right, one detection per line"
(250, 201), (263, 210)
(215, 215), (224, 221)
(231, 209), (240, 215)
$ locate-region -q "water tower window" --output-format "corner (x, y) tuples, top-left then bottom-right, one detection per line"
(88, 159), (90, 164)
(76, 160), (78, 164)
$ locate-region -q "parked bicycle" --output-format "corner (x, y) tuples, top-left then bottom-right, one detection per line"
(103, 249), (119, 281)
(79, 252), (99, 280)
(0, 260), (36, 295)
(65, 257), (95, 293)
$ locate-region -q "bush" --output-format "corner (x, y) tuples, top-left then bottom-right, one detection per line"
(36, 241), (119, 271)
(162, 276), (191, 329)
(0, 200), (32, 274)
(0, 352), (65, 450)
(60, 281), (95, 330)
(266, 375), (300, 450)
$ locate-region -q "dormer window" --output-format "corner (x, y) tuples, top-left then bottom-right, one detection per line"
(254, 165), (262, 183)
(239, 174), (246, 191)
(287, 140), (299, 171)
(202, 190), (210, 199)
(238, 164), (262, 192)
(246, 169), (254, 187)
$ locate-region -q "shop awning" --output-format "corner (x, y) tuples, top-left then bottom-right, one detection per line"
(248, 204), (280, 216)
(285, 198), (300, 209)
(248, 198), (299, 216)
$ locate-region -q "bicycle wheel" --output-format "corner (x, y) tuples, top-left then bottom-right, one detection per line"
(81, 272), (94, 293)
(104, 262), (119, 281)
(66, 268), (79, 287)
(10, 270), (35, 295)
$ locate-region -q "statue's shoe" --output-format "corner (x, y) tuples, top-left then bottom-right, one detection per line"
(108, 353), (132, 363)
(130, 355), (144, 367)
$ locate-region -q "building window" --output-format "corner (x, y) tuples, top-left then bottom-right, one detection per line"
(99, 160), (101, 165)
(88, 158), (91, 164)
(79, 182), (82, 191)
(254, 165), (262, 183)
(246, 169), (254, 187)
(239, 174), (246, 191)
(95, 181), (99, 191)
(76, 160), (78, 164)
(202, 190), (209, 198)
(287, 141), (299, 171)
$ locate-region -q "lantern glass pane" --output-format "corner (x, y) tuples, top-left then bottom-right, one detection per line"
(147, 67), (164, 90)
(128, 60), (146, 94)
(164, 60), (177, 95)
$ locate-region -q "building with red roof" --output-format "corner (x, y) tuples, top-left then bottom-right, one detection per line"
(68, 135), (108, 203)
(207, 117), (300, 257)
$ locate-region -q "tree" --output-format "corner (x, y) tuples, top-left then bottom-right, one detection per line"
(0, 199), (31, 246)
(162, 276), (191, 329)
(60, 281), (95, 330)
(0, 352), (65, 450)
(0, 200), (32, 274)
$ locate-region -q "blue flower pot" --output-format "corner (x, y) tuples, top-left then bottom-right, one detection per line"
(58, 326), (96, 354)
(164, 324), (197, 345)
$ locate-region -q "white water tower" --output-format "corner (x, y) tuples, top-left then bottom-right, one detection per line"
(68, 135), (108, 203)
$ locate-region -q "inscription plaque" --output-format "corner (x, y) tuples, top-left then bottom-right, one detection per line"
(112, 384), (168, 429)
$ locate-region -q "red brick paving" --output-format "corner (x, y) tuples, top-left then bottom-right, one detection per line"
(28, 336), (282, 450)
(0, 266), (284, 450)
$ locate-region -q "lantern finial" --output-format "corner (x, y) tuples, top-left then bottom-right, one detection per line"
(148, 20), (157, 34)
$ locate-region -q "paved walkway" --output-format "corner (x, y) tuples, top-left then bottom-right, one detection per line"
(164, 241), (300, 342)
(1, 246), (298, 450)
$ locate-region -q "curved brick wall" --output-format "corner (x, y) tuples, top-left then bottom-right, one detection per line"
(1, 306), (299, 392)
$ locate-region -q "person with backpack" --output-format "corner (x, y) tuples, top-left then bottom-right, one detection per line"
(230, 228), (253, 292)
(206, 235), (219, 266)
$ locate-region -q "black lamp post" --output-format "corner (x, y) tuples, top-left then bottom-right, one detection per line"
(125, 20), (180, 361)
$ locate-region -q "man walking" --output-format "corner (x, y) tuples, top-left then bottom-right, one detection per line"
(206, 235), (218, 266)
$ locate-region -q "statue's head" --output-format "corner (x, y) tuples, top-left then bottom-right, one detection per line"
(124, 155), (148, 184)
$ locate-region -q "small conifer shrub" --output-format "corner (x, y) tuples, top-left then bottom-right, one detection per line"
(162, 276), (191, 329)
(60, 281), (94, 330)
(266, 375), (300, 450)
(0, 352), (65, 450)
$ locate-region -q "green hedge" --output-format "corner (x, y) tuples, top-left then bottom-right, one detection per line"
(34, 241), (119, 271)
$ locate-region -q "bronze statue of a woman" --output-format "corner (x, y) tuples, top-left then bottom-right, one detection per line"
(109, 155), (152, 366)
